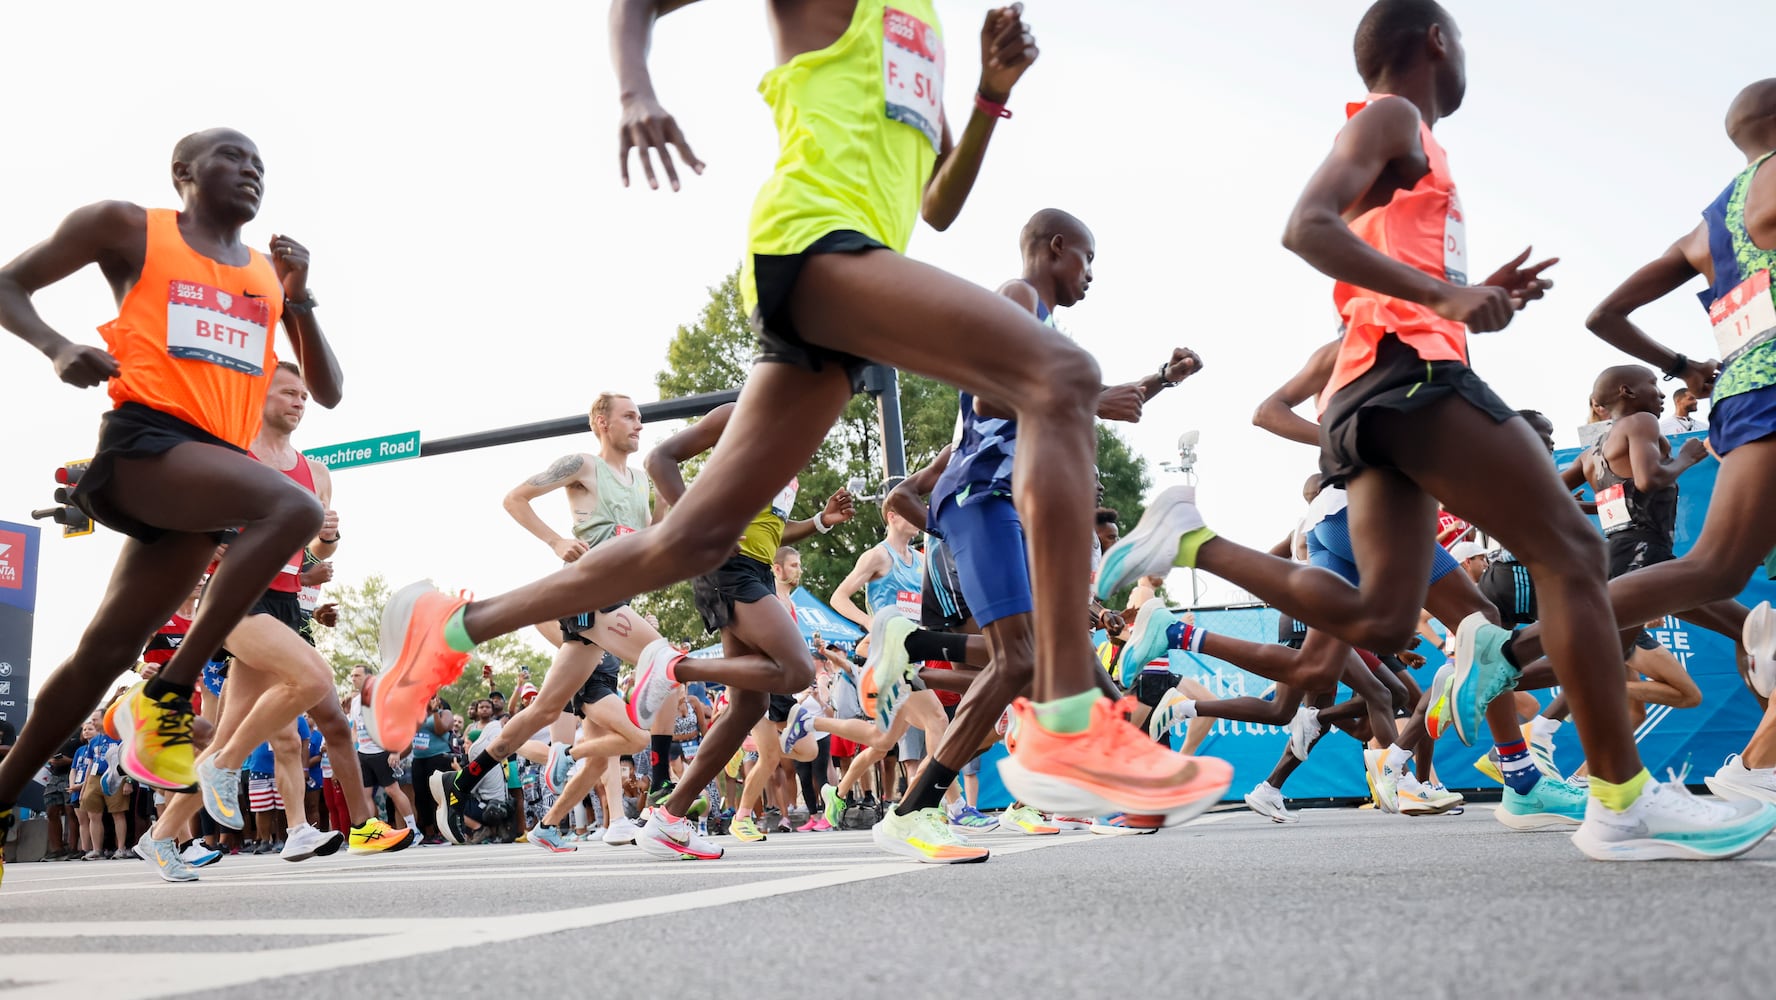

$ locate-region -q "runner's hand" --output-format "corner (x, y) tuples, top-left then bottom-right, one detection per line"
(319, 508), (340, 538)
(552, 537), (591, 562)
(1678, 438), (1709, 464)
(1681, 358), (1721, 400)
(311, 602), (339, 629)
(1481, 247), (1557, 310)
(978, 3), (1039, 102)
(301, 560), (335, 586)
(1163, 347), (1204, 384)
(1396, 651), (1426, 668)
(822, 490), (856, 528)
(1099, 610), (1125, 635)
(269, 235), (311, 301)
(618, 94), (704, 192)
(1097, 383), (1144, 422)
(1430, 283), (1516, 333)
(51, 342), (120, 388)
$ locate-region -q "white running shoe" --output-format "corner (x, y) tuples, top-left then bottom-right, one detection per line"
(281, 823), (345, 862)
(178, 841), (223, 867)
(1147, 689), (1194, 741)
(1286, 705), (1322, 761)
(135, 832), (199, 882)
(865, 608), (918, 727)
(1094, 485), (1205, 602)
(1704, 754), (1776, 806)
(1243, 781), (1296, 824)
(603, 817), (642, 846)
(1364, 748), (1399, 814)
(628, 638), (681, 729)
(636, 812), (724, 861)
(1743, 602), (1776, 699)
(1572, 779), (1776, 861)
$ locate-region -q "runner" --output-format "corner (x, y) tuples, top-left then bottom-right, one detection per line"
(374, 2), (1218, 831)
(1100, 5), (1774, 860)
(0, 128), (345, 885)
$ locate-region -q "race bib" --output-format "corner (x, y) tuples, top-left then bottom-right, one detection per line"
(896, 588), (921, 617)
(1596, 483), (1631, 533)
(770, 479), (800, 521)
(1443, 195), (1468, 286)
(883, 7), (944, 153)
(298, 583), (321, 613)
(1710, 269), (1776, 366)
(613, 525), (637, 537)
(166, 280), (270, 374)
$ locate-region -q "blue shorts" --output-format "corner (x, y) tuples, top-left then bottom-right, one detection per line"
(1306, 508), (1457, 586)
(1709, 384), (1776, 455)
(933, 494), (1032, 628)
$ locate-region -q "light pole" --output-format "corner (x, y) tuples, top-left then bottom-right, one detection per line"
(1159, 430), (1202, 606)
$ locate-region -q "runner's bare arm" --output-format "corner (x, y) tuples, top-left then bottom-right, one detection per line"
(1282, 98), (1525, 334)
(1253, 339), (1339, 447)
(644, 402), (733, 509)
(1587, 228), (1720, 398)
(829, 546), (890, 629)
(504, 454), (594, 561)
(884, 445), (952, 526)
(1621, 411), (1708, 492)
(922, 5), (1037, 230)
(610, 0), (707, 191)
(783, 490), (856, 544)
(0, 200), (144, 387)
(270, 234), (342, 408)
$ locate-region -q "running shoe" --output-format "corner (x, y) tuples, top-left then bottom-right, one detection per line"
(1364, 748), (1400, 814)
(178, 841), (223, 868)
(730, 814), (767, 843)
(872, 807), (990, 863)
(603, 817), (642, 846)
(1047, 814), (1093, 830)
(1495, 775), (1588, 831)
(1147, 689), (1193, 741)
(1423, 665), (1456, 740)
(997, 696), (1232, 824)
(822, 783), (847, 828)
(648, 780), (678, 809)
(1243, 781), (1296, 824)
(1473, 750), (1505, 786)
(197, 757), (244, 830)
(529, 824), (578, 853)
(796, 815), (833, 832)
(1704, 754), (1776, 806)
(1095, 485), (1205, 602)
(637, 811), (725, 860)
(1396, 774), (1462, 816)
(1572, 779), (1776, 861)
(102, 693), (126, 739)
(998, 803), (1059, 835)
(99, 745), (124, 796)
(281, 822), (345, 862)
(1286, 705), (1322, 761)
(348, 817), (416, 854)
(1122, 599), (1180, 675)
(627, 637), (682, 729)
(1090, 813), (1157, 836)
(134, 832), (199, 883)
(1744, 601), (1776, 699)
(1523, 721), (1563, 781)
(372, 581), (471, 754)
(780, 700), (816, 754)
(544, 742), (573, 796)
(947, 803), (1000, 833)
(866, 608), (918, 727)
(117, 682), (199, 792)
(1449, 612), (1522, 747)
(430, 772), (464, 845)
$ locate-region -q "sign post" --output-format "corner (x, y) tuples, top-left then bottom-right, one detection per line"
(303, 430), (422, 471)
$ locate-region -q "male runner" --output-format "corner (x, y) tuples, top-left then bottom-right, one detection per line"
(1100, 4), (1774, 860)
(374, 2), (1213, 824)
(0, 129), (343, 885)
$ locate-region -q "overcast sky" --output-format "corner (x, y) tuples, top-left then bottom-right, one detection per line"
(3, 1), (1758, 696)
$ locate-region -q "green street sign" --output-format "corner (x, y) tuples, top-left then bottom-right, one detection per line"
(304, 430), (421, 470)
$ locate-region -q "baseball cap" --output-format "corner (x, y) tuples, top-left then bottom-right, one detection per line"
(1449, 541), (1488, 563)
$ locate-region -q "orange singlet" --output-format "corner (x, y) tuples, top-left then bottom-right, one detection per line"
(1321, 94), (1469, 409)
(99, 208), (285, 449)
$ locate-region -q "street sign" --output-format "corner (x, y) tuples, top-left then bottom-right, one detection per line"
(303, 430), (421, 471)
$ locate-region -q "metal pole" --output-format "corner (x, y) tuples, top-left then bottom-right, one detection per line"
(863, 364), (908, 484)
(418, 388), (741, 459)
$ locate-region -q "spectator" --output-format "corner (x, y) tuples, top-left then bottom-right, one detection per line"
(301, 715), (325, 835)
(245, 739), (285, 855)
(41, 733), (78, 860)
(81, 715), (130, 859)
(409, 696), (455, 845)
(489, 690), (508, 721)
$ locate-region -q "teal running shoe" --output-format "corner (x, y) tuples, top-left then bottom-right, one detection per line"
(1449, 613), (1521, 746)
(1495, 775), (1587, 831)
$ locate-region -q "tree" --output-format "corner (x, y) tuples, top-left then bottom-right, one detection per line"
(644, 266), (1152, 638)
(313, 573), (553, 713)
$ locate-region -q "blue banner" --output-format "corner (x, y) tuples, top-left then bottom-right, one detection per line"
(0, 520), (39, 728)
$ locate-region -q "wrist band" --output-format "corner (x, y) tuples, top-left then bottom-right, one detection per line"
(974, 92), (1012, 119)
(1158, 360), (1181, 389)
(1662, 353), (1688, 380)
(813, 515), (834, 534)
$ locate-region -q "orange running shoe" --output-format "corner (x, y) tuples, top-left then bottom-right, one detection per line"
(997, 696), (1232, 825)
(117, 681), (198, 792)
(371, 581), (470, 754)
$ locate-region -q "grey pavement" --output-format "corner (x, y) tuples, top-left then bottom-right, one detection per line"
(4, 805), (1774, 999)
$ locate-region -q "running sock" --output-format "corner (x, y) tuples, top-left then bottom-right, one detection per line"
(896, 762), (960, 816)
(443, 606), (476, 653)
(1384, 744), (1411, 772)
(1173, 527), (1219, 569)
(143, 677), (194, 700)
(1032, 689), (1100, 734)
(403, 814), (418, 832)
(1495, 740), (1540, 795)
(903, 629), (971, 663)
(1529, 716), (1561, 742)
(649, 737), (673, 792)
(1167, 622), (1207, 653)
(457, 750), (501, 792)
(1172, 699), (1198, 719)
(1590, 768), (1651, 813)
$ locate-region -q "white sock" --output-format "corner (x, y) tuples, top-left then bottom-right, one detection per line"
(1385, 744), (1410, 770)
(404, 814), (417, 832)
(1530, 716), (1561, 741)
(1177, 699), (1198, 719)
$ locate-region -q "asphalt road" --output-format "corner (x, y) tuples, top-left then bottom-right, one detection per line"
(4, 804), (1774, 999)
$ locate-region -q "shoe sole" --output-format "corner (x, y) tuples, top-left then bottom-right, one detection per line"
(1398, 797), (1461, 817)
(429, 773), (462, 846)
(1571, 811), (1776, 861)
(1123, 600), (1173, 682)
(373, 581), (466, 755)
(1704, 775), (1776, 806)
(1089, 823), (1157, 836)
(133, 842), (199, 883)
(868, 611), (916, 726)
(1363, 752), (1399, 814)
(997, 756), (1232, 827)
(1423, 666), (1455, 740)
(117, 689), (198, 793)
(1449, 614), (1485, 747)
(1288, 711), (1320, 762)
(1146, 694), (1182, 742)
(870, 824), (990, 863)
(350, 827), (417, 855)
(1743, 602), (1776, 699)
(529, 835), (578, 854)
(627, 639), (670, 730)
(1494, 807), (1584, 832)
(1095, 485), (1201, 603)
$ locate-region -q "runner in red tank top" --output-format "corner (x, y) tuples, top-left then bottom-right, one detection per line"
(0, 129), (343, 885)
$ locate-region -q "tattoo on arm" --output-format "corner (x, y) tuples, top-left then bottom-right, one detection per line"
(529, 454), (585, 487)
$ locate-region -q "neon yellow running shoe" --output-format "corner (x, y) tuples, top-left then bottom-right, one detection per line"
(1000, 803), (1059, 835)
(1473, 750), (1504, 786)
(118, 682), (198, 792)
(731, 815), (767, 843)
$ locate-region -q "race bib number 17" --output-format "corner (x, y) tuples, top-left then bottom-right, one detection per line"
(1710, 269), (1776, 367)
(166, 281), (270, 375)
(884, 7), (944, 154)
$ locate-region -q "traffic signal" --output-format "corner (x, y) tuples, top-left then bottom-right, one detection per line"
(31, 460), (93, 538)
